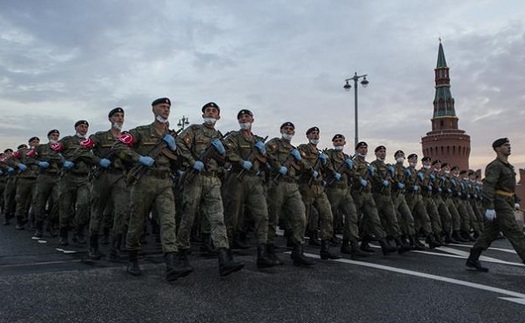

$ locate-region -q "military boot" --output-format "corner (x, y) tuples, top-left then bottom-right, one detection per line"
(200, 233), (216, 257)
(266, 244), (283, 266)
(257, 244), (276, 268)
(59, 228), (69, 246)
(127, 250), (142, 276)
(379, 239), (397, 256)
(444, 231), (459, 244)
(177, 249), (193, 270)
(453, 230), (468, 243)
(350, 240), (370, 259)
(110, 233), (123, 260)
(102, 228), (110, 245)
(165, 252), (193, 281)
(359, 236), (376, 253)
(232, 232), (250, 249)
(330, 235), (342, 246)
(434, 233), (444, 246)
(308, 230), (322, 247)
(465, 247), (489, 272)
(409, 235), (427, 251)
(15, 216), (25, 230)
(46, 222), (58, 237)
(73, 225), (87, 244)
(395, 236), (413, 254)
(33, 221), (44, 239)
(461, 230), (476, 242)
(217, 248), (244, 277)
(320, 240), (341, 260)
(341, 239), (352, 254)
(290, 244), (316, 267)
(426, 234), (441, 249)
(89, 234), (104, 260)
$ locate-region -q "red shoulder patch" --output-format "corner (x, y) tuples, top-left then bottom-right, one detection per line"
(118, 133), (134, 147)
(26, 149), (37, 158)
(12, 151), (21, 159)
(50, 142), (64, 152)
(80, 138), (95, 149)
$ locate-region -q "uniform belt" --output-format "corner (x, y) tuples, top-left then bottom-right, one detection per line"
(495, 190), (514, 198)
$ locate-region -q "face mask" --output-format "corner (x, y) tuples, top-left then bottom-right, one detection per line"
(423, 165), (431, 169)
(309, 139), (319, 145)
(239, 122), (251, 130)
(396, 157), (405, 163)
(444, 170), (450, 174)
(112, 123), (123, 130)
(357, 153), (367, 158)
(156, 115), (169, 124)
(334, 145), (344, 151)
(454, 174), (459, 177)
(409, 162), (417, 167)
(281, 133), (293, 141)
(76, 133), (85, 139)
(49, 139), (58, 144)
(203, 117), (217, 125)
(377, 157), (384, 161)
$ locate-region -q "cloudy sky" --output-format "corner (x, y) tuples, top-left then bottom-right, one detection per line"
(1, 0), (524, 172)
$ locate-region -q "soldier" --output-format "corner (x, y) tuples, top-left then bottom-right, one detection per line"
(369, 146), (411, 253)
(0, 153), (6, 219)
(297, 127), (340, 260)
(55, 120), (98, 246)
(32, 129), (62, 238)
(466, 138), (525, 271)
(2, 148), (16, 225)
(265, 122), (316, 266)
(176, 102), (244, 277)
(325, 134), (369, 259)
(351, 142), (397, 255)
(114, 97), (191, 281)
(441, 163), (467, 242)
(419, 156), (444, 245)
(431, 160), (456, 244)
(88, 107), (130, 260)
(449, 166), (475, 241)
(221, 109), (275, 268)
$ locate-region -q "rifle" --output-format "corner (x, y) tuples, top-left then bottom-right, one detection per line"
(236, 136), (268, 183)
(272, 152), (300, 185)
(307, 151), (325, 187)
(326, 154), (353, 186)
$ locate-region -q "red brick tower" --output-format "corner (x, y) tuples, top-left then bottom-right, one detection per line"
(421, 41), (471, 170)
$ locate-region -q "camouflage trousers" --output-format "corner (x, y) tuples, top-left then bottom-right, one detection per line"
(326, 186), (359, 241)
(405, 193), (433, 236)
(33, 173), (59, 223)
(14, 177), (36, 222)
(127, 174), (177, 254)
(177, 174), (229, 250)
(372, 193), (401, 238)
(422, 196), (442, 235)
(433, 196), (453, 234)
(267, 180), (306, 245)
(444, 197), (461, 232)
(392, 192), (416, 236)
(299, 183), (334, 241)
(3, 178), (17, 221)
(351, 190), (386, 239)
(222, 172), (268, 245)
(58, 173), (90, 230)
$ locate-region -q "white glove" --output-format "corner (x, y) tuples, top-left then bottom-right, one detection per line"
(484, 209), (496, 221)
(515, 203), (520, 210)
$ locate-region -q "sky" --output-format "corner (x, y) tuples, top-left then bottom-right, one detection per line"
(1, 0), (524, 173)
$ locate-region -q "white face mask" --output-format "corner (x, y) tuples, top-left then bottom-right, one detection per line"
(239, 122), (251, 130)
(357, 153), (367, 158)
(112, 123), (123, 130)
(281, 132), (293, 141)
(76, 133), (85, 138)
(423, 165), (431, 169)
(396, 157), (405, 164)
(309, 139), (319, 145)
(409, 162), (417, 167)
(156, 115), (169, 124)
(203, 117), (217, 125)
(49, 139), (58, 144)
(334, 145), (344, 151)
(444, 170), (450, 174)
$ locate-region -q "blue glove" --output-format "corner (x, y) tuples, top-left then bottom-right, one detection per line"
(360, 178), (368, 187)
(254, 141), (266, 155)
(484, 209), (496, 221)
(447, 188), (452, 194)
(63, 161), (74, 169)
(344, 158), (354, 169)
(312, 170), (319, 178)
(193, 160), (205, 172)
(241, 160), (253, 170)
(334, 172), (342, 181)
(413, 185), (419, 192)
(387, 165), (395, 176)
(0, 170), (3, 175)
(278, 166), (288, 175)
(417, 172), (424, 181)
(99, 158), (111, 168)
(18, 164), (27, 171)
(211, 139), (225, 155)
(162, 134), (176, 150)
(290, 149), (302, 161)
(429, 173), (435, 180)
(457, 192), (462, 197)
(428, 185), (433, 192)
(368, 165), (375, 176)
(318, 153), (327, 165)
(438, 188), (442, 193)
(7, 167), (15, 175)
(397, 183), (405, 190)
(405, 168), (411, 176)
(38, 161), (50, 169)
(138, 156), (154, 167)
(382, 180), (390, 187)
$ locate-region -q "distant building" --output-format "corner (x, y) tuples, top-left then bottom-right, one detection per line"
(421, 41), (471, 170)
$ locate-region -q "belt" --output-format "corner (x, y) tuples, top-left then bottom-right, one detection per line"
(495, 190), (514, 198)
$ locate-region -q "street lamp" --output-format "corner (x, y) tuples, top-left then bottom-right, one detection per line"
(343, 72), (369, 148)
(177, 115), (190, 131)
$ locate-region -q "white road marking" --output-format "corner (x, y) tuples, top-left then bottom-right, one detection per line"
(448, 243), (517, 254)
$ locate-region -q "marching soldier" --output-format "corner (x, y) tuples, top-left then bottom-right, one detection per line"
(466, 138), (525, 271)
(2, 149), (16, 226)
(419, 156), (444, 245)
(430, 160), (456, 244)
(441, 163), (467, 242)
(176, 102), (244, 277)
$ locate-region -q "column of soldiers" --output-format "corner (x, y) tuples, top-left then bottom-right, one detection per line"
(2, 98), (518, 282)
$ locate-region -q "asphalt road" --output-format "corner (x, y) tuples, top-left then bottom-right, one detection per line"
(1, 223), (524, 323)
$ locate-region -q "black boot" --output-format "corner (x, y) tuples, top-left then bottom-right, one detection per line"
(102, 228), (110, 245)
(266, 244), (283, 266)
(15, 216), (25, 230)
(47, 222), (58, 237)
(199, 233), (216, 256)
(409, 235), (426, 251)
(444, 231), (459, 244)
(330, 235), (342, 246)
(89, 234), (104, 260)
(465, 247), (488, 272)
(379, 239), (397, 256)
(165, 252), (193, 281)
(359, 236), (376, 253)
(178, 249), (193, 271)
(257, 244), (276, 268)
(217, 248), (244, 277)
(73, 225), (87, 244)
(308, 230), (322, 247)
(320, 240), (341, 260)
(453, 230), (468, 243)
(290, 244), (316, 267)
(349, 240), (370, 260)
(341, 239), (352, 254)
(435, 233), (444, 246)
(33, 221), (44, 239)
(59, 228), (69, 246)
(232, 232), (250, 249)
(395, 236), (413, 254)
(127, 250), (142, 276)
(110, 233), (123, 260)
(426, 234), (441, 249)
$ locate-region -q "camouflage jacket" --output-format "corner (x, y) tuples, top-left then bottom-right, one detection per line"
(176, 124), (224, 173)
(35, 143), (64, 175)
(265, 138), (302, 180)
(325, 148), (352, 188)
(482, 157), (517, 209)
(223, 130), (266, 176)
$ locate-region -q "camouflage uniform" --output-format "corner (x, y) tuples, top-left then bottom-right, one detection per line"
(418, 167), (443, 240)
(12, 147), (39, 229)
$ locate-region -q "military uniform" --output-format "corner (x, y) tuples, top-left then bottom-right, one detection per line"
(12, 146), (39, 230)
(418, 166), (443, 242)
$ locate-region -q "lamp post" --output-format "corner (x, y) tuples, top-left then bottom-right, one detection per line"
(343, 72), (369, 148)
(177, 115), (190, 132)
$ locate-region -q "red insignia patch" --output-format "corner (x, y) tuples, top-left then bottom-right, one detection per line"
(12, 151), (21, 159)
(118, 133), (134, 147)
(26, 149), (37, 158)
(80, 138), (95, 149)
(50, 142), (64, 152)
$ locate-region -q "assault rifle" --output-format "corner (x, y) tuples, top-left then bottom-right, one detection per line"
(236, 136), (268, 183)
(272, 152), (300, 185)
(326, 154), (354, 186)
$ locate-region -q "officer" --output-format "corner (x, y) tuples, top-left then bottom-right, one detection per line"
(88, 107), (130, 260)
(33, 129), (62, 238)
(221, 109), (275, 268)
(114, 97), (191, 281)
(265, 122), (316, 266)
(325, 134), (369, 259)
(176, 102), (244, 277)
(297, 127), (340, 260)
(466, 138), (525, 271)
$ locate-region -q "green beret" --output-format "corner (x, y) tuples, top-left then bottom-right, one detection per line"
(407, 153), (418, 159)
(421, 156), (432, 162)
(108, 107), (124, 118)
(492, 137), (509, 149)
(75, 120), (89, 127)
(152, 98), (171, 106)
(28, 136), (40, 143)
